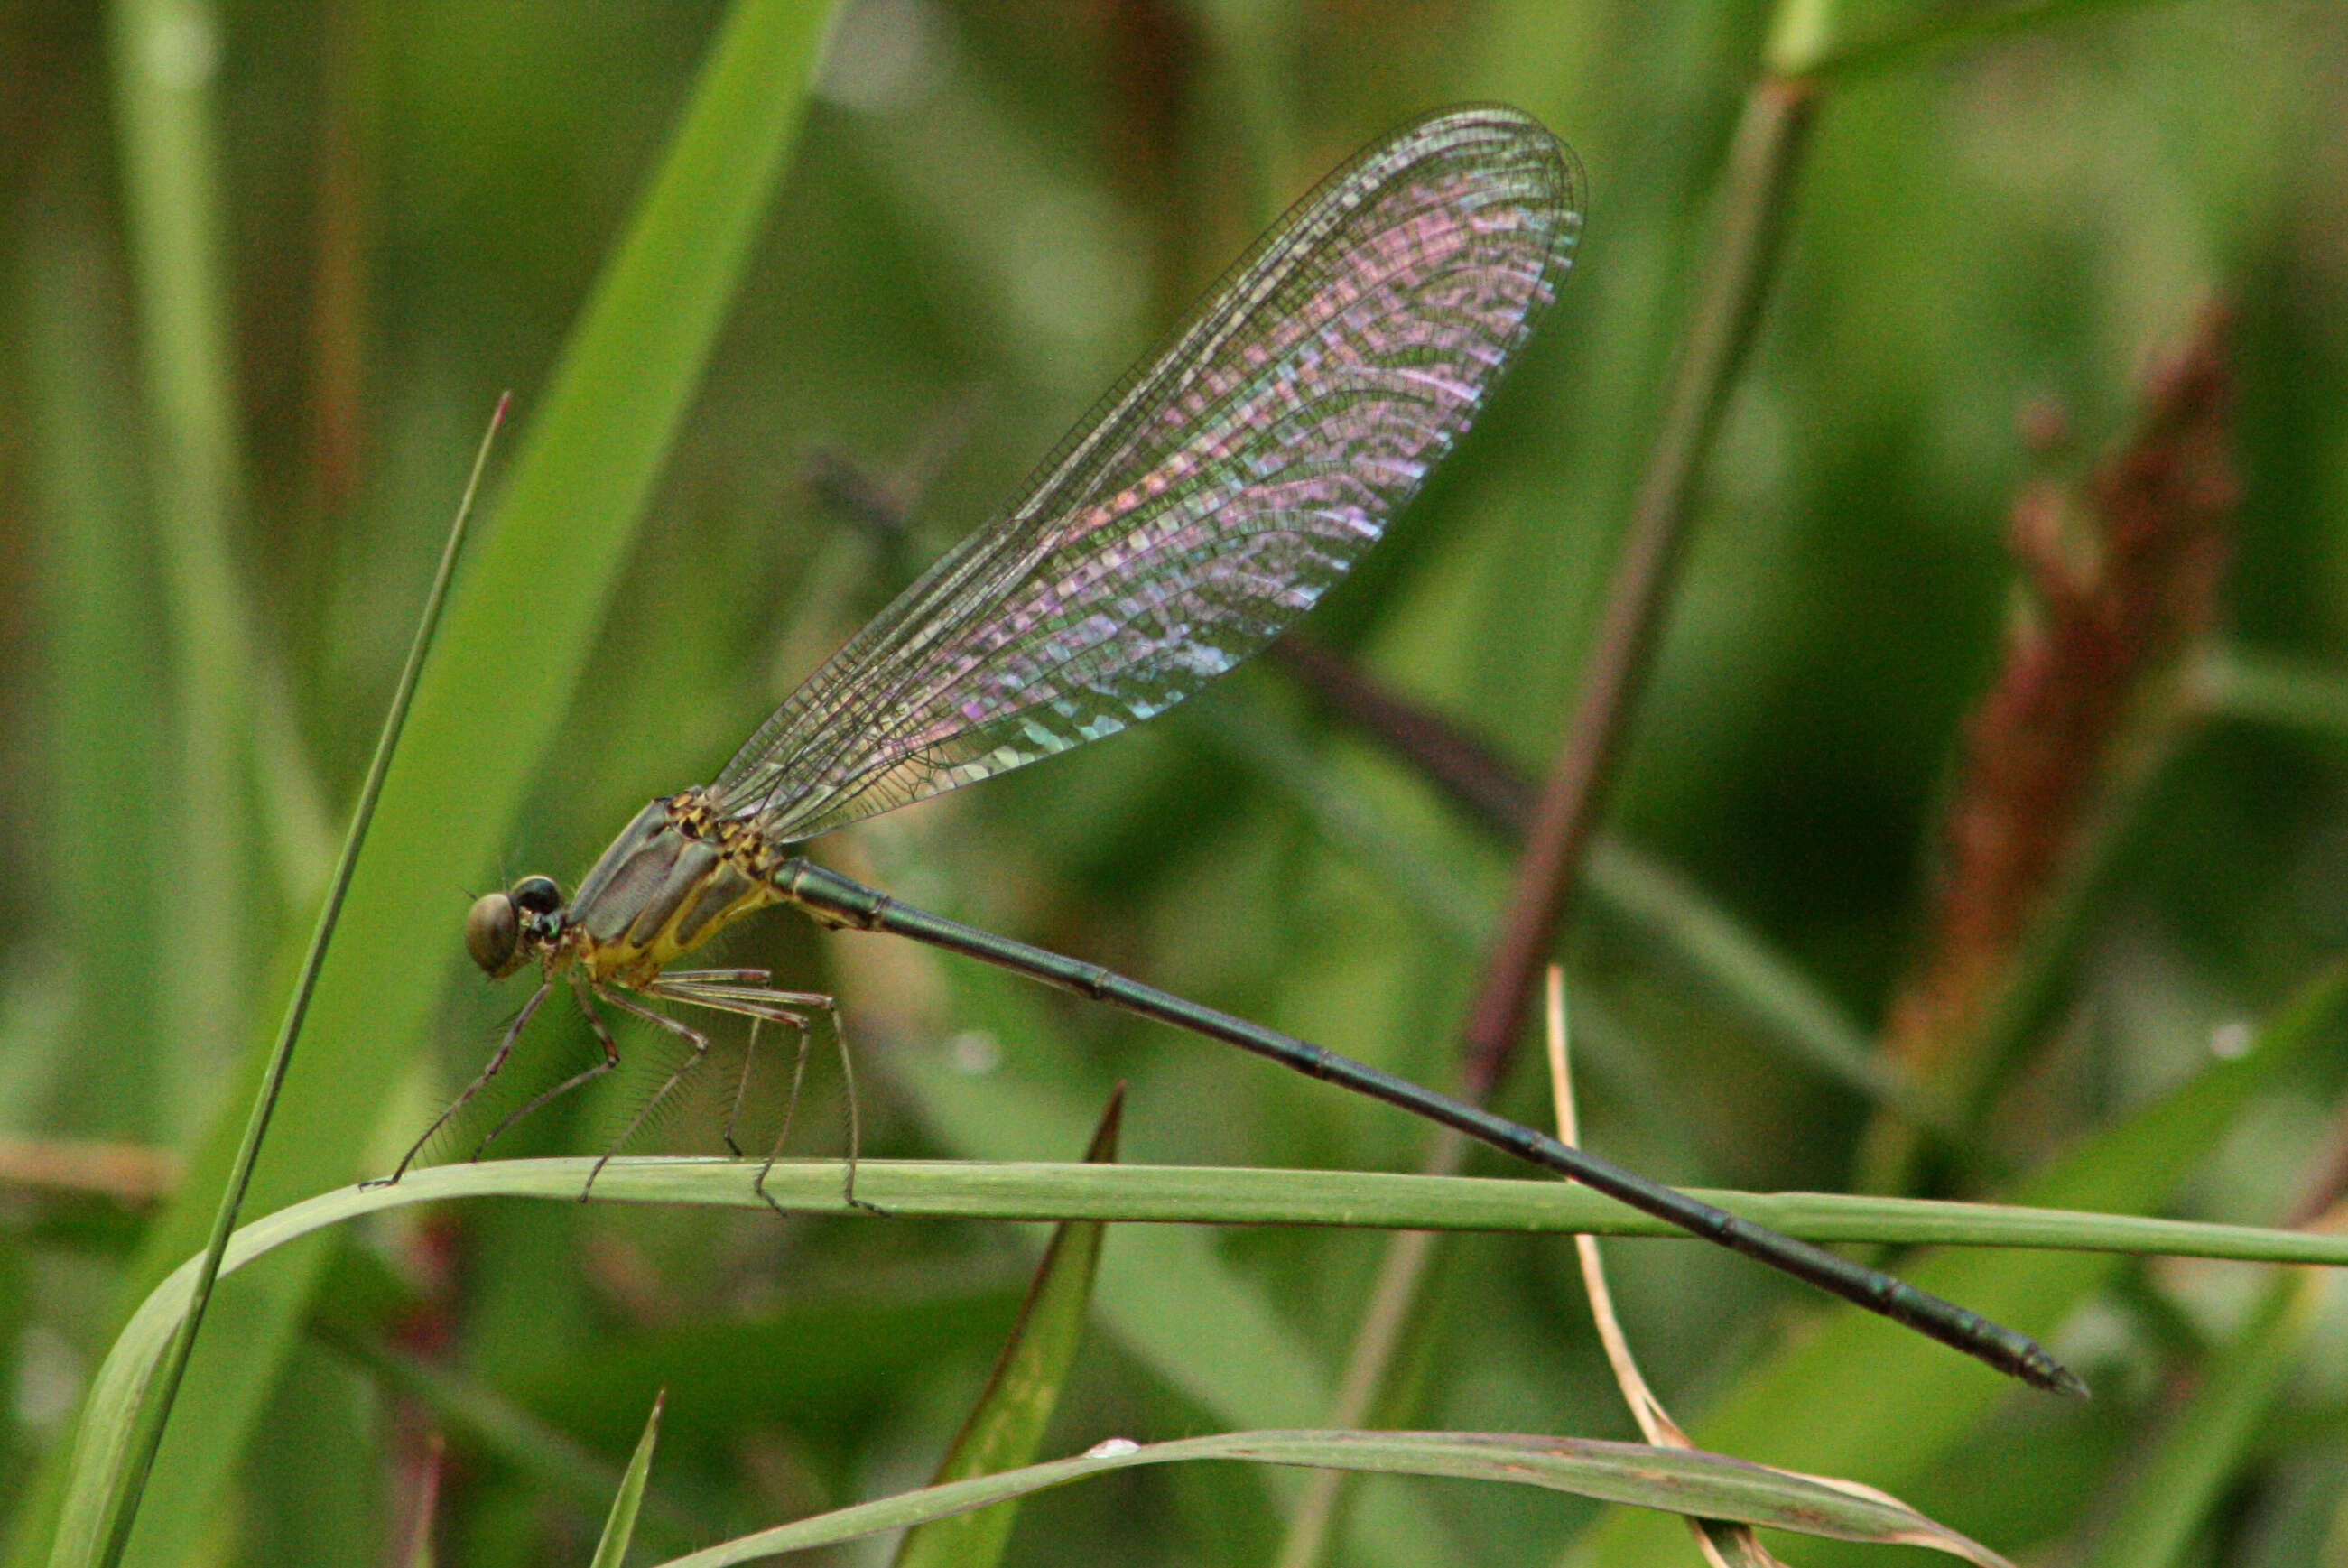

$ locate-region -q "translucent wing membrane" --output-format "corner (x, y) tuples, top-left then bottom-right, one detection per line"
(714, 106), (1583, 840)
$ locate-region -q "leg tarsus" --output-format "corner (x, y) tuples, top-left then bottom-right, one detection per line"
(473, 973), (621, 1180)
(751, 1162), (793, 1219)
(828, 998), (888, 1215)
(367, 979), (553, 1187)
(589, 981), (725, 1199)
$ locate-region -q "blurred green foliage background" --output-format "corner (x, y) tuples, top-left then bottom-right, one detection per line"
(5, 0), (2348, 1563)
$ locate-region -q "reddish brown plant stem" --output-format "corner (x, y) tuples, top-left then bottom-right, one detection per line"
(1457, 75), (1819, 1094)
(1276, 637), (1533, 835)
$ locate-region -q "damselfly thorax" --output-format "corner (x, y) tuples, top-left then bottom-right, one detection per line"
(465, 789), (793, 991)
(385, 788), (858, 1205)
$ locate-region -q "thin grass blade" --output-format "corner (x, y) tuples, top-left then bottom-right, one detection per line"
(590, 1391), (666, 1568)
(653, 1430), (2014, 1567)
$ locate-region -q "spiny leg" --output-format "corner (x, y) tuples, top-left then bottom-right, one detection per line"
(646, 971), (877, 1217)
(473, 971), (621, 1171)
(365, 978), (554, 1188)
(587, 982), (729, 1199)
(724, 1014), (762, 1160)
(754, 994), (883, 1217)
(661, 968), (803, 1158)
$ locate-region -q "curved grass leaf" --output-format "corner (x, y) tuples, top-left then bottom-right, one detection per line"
(56, 1142), (2348, 1560)
(654, 1430), (2012, 1567)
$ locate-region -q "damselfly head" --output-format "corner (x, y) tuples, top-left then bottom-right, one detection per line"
(465, 875), (566, 979)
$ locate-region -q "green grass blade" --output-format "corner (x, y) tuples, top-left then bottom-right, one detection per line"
(589, 1391), (665, 1568)
(85, 393), (497, 1568)
(36, 5), (837, 1563)
(654, 1430), (2012, 1566)
(58, 1146), (2348, 1520)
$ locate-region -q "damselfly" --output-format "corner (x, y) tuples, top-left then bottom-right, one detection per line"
(385, 106), (2082, 1396)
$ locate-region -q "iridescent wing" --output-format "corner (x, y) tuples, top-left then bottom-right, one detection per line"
(712, 105), (1583, 841)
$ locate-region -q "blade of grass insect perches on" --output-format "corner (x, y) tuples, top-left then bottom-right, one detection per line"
(59, 1109), (2348, 1547)
(646, 1431), (2021, 1568)
(893, 1090), (1121, 1568)
(27, 10), (837, 1566)
(81, 395), (504, 1568)
(1859, 309), (2235, 1196)
(68, 1141), (2348, 1433)
(96, 1153), (2348, 1269)
(589, 1392), (666, 1568)
(1574, 959), (2348, 1568)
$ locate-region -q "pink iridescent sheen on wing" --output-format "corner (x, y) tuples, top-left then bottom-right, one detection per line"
(713, 106), (1582, 840)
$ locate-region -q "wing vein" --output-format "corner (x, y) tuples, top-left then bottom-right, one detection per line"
(712, 106), (1583, 841)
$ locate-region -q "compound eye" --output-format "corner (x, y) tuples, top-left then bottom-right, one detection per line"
(511, 876), (564, 917)
(464, 893), (521, 977)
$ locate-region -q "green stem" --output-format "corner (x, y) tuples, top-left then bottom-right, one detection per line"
(90, 402), (498, 1568)
(1457, 69), (1819, 1087)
